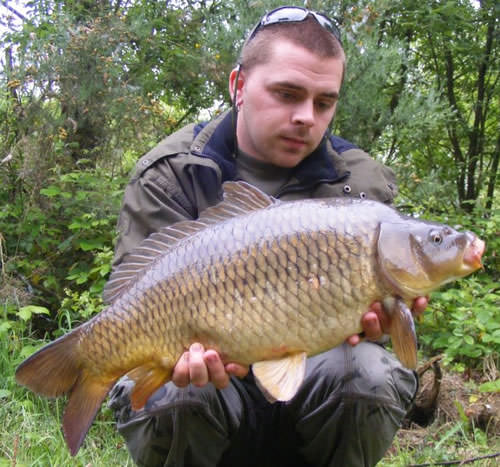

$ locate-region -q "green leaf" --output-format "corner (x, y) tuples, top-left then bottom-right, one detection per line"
(0, 321), (13, 334)
(19, 344), (42, 359)
(40, 185), (61, 197)
(479, 379), (500, 393)
(464, 335), (474, 345)
(0, 389), (11, 399)
(454, 400), (469, 424)
(78, 239), (105, 251)
(17, 305), (51, 321)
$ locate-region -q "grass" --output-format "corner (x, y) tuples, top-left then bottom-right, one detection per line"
(381, 423), (500, 466)
(2, 332), (498, 466)
(0, 333), (132, 466)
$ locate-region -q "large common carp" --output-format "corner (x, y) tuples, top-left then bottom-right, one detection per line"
(16, 181), (484, 456)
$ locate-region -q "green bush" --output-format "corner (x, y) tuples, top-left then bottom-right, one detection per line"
(419, 274), (499, 370)
(416, 207), (499, 371)
(1, 168), (125, 335)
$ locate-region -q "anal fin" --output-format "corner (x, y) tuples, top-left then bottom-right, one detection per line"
(127, 362), (171, 410)
(253, 352), (307, 403)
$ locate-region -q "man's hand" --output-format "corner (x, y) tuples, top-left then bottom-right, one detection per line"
(172, 343), (249, 389)
(346, 296), (429, 346)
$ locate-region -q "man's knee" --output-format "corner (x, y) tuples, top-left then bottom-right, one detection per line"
(298, 342), (417, 410)
(287, 343), (417, 466)
(344, 342), (417, 409)
(108, 378), (244, 466)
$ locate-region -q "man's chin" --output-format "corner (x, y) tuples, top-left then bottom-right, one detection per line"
(273, 151), (309, 168)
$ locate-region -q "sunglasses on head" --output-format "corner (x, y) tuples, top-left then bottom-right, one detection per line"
(245, 6), (342, 46)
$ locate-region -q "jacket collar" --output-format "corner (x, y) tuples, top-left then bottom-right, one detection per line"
(191, 110), (351, 190)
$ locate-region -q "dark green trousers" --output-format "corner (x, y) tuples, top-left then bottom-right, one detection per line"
(109, 342), (417, 467)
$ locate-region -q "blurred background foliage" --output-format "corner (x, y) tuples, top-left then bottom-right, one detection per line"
(0, 0), (498, 372)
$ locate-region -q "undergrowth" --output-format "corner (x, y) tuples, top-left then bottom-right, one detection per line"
(0, 332), (132, 466)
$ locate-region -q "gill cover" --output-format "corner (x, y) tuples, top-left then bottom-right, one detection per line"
(377, 221), (472, 298)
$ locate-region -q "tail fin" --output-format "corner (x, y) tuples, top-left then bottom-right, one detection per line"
(15, 327), (115, 456)
(63, 371), (114, 456)
(15, 328), (83, 397)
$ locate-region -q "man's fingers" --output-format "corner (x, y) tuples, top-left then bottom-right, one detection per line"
(173, 343), (249, 388)
(362, 309), (385, 339)
(188, 343), (209, 387)
(347, 297), (429, 348)
(204, 350), (230, 389)
(225, 362), (250, 379)
(345, 334), (361, 347)
(412, 296), (429, 316)
(172, 351), (190, 387)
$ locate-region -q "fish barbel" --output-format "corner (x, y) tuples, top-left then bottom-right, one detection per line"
(15, 181), (485, 455)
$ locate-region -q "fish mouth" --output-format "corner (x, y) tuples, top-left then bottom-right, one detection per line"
(462, 234), (485, 271)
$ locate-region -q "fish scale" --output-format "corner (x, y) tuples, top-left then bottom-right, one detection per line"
(15, 181), (485, 456)
(93, 200), (372, 368)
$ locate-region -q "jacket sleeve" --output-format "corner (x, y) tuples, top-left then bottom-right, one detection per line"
(112, 158), (195, 270)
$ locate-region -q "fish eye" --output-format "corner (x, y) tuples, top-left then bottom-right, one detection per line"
(430, 231), (443, 245)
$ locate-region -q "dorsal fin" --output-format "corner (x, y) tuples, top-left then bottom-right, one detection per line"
(103, 181), (277, 304)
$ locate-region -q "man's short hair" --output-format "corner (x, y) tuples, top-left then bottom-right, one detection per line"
(239, 16), (345, 72)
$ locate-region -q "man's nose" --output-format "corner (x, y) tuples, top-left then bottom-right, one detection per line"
(291, 100), (315, 127)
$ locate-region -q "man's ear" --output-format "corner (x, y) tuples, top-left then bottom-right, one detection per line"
(228, 66), (245, 106)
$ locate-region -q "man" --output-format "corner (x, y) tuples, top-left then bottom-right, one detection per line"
(109, 6), (426, 466)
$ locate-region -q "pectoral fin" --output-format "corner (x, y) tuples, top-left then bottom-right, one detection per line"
(386, 298), (418, 369)
(252, 352), (307, 403)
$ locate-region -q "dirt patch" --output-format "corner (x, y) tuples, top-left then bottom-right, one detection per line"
(434, 370), (499, 435)
(408, 359), (499, 435)
(391, 357), (500, 461)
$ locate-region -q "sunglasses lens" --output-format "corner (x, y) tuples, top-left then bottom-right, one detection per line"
(312, 13), (341, 40)
(256, 7), (341, 44)
(262, 7), (308, 26)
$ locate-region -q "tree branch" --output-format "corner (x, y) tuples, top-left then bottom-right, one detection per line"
(0, 0), (27, 22)
(465, 5), (495, 202)
(485, 126), (499, 211)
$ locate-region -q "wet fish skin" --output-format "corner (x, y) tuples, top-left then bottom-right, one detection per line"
(84, 199), (381, 370)
(15, 181), (485, 456)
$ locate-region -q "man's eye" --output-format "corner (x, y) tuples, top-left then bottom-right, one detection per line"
(316, 100), (334, 111)
(276, 90), (295, 100)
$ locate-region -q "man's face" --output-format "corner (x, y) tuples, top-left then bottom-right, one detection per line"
(232, 39), (344, 168)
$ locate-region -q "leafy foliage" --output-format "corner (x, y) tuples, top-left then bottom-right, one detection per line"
(330, 0), (499, 212)
(416, 208), (500, 372)
(420, 276), (499, 370)
(0, 330), (132, 465)
(0, 168), (125, 334)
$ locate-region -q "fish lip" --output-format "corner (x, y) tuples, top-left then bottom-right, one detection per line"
(463, 235), (485, 270)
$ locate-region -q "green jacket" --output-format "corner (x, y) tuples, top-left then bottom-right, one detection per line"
(113, 110), (398, 268)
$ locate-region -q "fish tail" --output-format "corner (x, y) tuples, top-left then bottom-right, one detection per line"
(15, 328), (83, 397)
(62, 370), (114, 456)
(385, 297), (418, 369)
(15, 327), (115, 456)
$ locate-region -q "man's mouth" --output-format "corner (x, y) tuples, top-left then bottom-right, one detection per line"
(281, 136), (307, 147)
